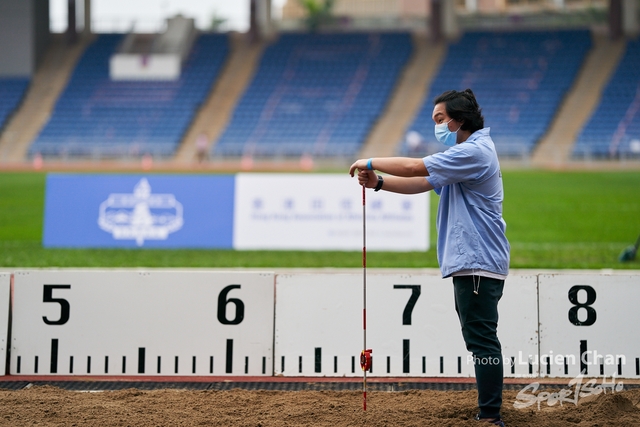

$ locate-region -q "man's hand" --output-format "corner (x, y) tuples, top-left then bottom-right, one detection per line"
(349, 159), (369, 177)
(357, 170), (378, 188)
(349, 159), (377, 189)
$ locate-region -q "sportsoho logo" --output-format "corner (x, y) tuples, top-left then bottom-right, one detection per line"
(98, 178), (183, 246)
(514, 375), (624, 410)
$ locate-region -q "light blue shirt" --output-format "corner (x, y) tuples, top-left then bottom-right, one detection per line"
(423, 128), (510, 278)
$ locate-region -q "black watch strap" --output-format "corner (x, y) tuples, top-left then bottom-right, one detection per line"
(374, 175), (384, 192)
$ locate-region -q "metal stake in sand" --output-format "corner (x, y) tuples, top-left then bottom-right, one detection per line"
(360, 184), (373, 411)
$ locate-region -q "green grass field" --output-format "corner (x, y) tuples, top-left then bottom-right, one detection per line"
(0, 171), (639, 270)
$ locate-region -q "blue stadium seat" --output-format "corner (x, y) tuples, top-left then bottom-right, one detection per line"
(573, 38), (640, 158)
(400, 30), (592, 157)
(213, 32), (412, 158)
(0, 77), (30, 131)
(29, 33), (229, 158)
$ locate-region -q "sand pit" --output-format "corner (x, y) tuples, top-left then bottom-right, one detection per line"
(1, 384), (639, 426)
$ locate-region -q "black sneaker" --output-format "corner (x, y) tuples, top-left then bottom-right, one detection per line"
(474, 414), (505, 427)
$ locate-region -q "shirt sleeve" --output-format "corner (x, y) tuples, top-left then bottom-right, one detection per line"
(423, 143), (485, 189)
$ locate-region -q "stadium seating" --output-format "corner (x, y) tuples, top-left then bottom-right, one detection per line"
(0, 77), (29, 131)
(213, 32), (412, 158)
(28, 33), (228, 158)
(401, 30), (592, 157)
(573, 38), (640, 158)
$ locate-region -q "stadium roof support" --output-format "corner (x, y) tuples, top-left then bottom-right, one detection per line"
(66, 0), (92, 41)
(610, 0), (622, 39)
(250, 0), (273, 42)
(608, 0), (639, 39)
(431, 0), (458, 41)
(83, 0), (91, 35)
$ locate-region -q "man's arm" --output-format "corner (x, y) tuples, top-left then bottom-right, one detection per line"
(355, 170), (434, 194)
(378, 175), (434, 194)
(349, 157), (428, 178)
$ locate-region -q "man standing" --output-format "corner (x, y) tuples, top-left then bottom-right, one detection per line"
(349, 89), (510, 427)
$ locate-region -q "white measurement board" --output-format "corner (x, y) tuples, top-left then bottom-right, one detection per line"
(11, 270), (275, 376)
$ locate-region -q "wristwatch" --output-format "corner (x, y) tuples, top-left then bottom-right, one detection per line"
(374, 175), (384, 192)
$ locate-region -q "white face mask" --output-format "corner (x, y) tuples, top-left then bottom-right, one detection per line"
(434, 119), (461, 147)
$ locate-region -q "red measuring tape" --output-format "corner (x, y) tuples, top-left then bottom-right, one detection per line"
(360, 183), (372, 410)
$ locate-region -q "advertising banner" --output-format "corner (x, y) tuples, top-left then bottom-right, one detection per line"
(234, 174), (429, 251)
(43, 174), (235, 248)
(44, 173), (429, 251)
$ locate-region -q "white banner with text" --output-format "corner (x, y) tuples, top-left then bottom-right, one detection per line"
(233, 174), (430, 251)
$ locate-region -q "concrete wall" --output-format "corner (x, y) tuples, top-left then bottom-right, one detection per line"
(0, 0), (50, 77)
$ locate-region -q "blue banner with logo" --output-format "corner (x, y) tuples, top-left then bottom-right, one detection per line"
(43, 174), (235, 248)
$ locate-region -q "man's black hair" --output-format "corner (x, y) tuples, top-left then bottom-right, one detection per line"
(434, 89), (484, 133)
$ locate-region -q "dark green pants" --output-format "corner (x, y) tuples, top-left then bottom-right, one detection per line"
(453, 275), (504, 419)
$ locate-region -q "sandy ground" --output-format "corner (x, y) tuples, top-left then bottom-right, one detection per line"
(0, 385), (639, 426)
